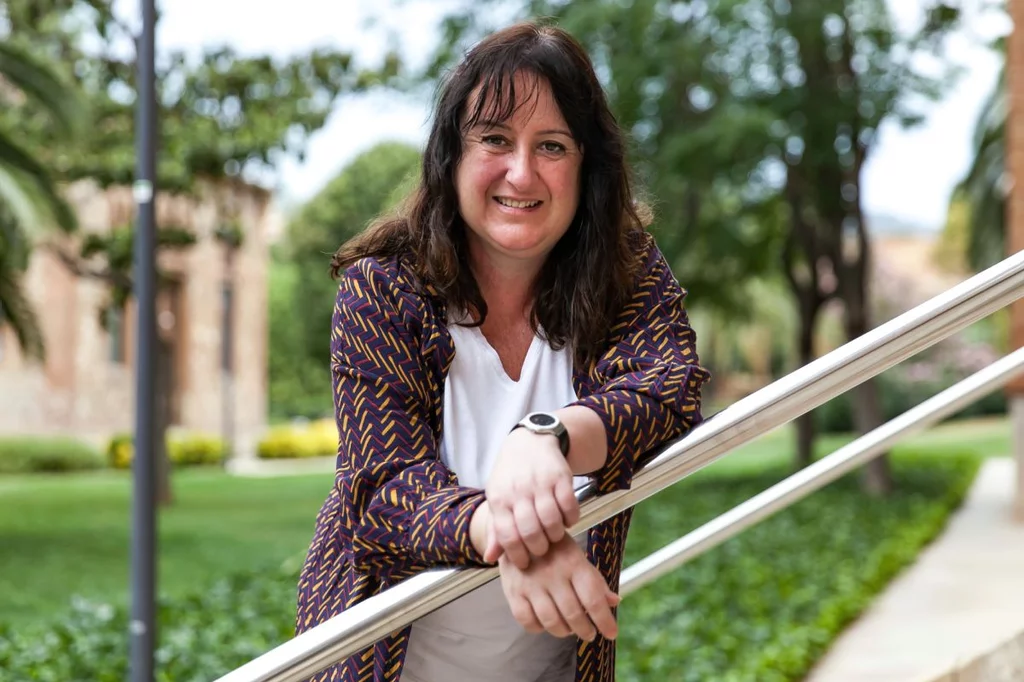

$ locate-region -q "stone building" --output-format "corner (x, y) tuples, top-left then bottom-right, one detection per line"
(0, 178), (280, 456)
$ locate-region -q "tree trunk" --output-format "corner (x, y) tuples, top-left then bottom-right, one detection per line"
(154, 336), (174, 506)
(795, 298), (819, 469)
(843, 237), (892, 496)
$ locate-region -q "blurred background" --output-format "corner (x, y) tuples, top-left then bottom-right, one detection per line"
(0, 1), (1019, 680)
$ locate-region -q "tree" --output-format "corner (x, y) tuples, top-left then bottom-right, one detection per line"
(2, 0), (399, 500)
(752, 1), (966, 489)
(270, 141), (421, 420)
(421, 0), (967, 490)
(0, 0), (400, 192)
(0, 39), (86, 358)
(947, 39), (1007, 272)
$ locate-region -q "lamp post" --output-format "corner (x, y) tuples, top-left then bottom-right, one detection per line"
(129, 0), (158, 679)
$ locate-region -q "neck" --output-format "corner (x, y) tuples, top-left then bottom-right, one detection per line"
(468, 249), (541, 324)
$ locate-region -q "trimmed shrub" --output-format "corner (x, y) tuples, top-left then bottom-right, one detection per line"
(257, 420), (336, 459)
(0, 437), (105, 474)
(107, 433), (227, 470)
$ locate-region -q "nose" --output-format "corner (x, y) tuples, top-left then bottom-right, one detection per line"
(505, 144), (536, 188)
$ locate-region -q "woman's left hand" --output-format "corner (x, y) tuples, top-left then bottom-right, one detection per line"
(484, 428), (580, 569)
(498, 534), (620, 642)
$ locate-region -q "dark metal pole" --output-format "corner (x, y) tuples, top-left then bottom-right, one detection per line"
(130, 0), (158, 680)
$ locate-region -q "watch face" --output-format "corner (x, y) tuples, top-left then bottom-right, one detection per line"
(528, 413), (557, 428)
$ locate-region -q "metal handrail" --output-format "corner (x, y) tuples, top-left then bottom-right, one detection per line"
(620, 345), (1024, 595)
(216, 249), (1024, 682)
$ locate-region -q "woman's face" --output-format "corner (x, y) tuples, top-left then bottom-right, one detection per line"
(455, 73), (582, 275)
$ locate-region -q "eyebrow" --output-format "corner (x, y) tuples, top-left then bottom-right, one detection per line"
(471, 120), (574, 138)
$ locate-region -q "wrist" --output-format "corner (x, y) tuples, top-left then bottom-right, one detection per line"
(470, 500), (492, 560)
(511, 411), (570, 456)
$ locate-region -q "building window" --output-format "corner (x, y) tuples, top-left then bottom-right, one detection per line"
(108, 306), (125, 364)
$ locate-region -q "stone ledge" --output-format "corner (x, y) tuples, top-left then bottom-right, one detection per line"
(923, 629), (1024, 682)
(225, 455), (334, 478)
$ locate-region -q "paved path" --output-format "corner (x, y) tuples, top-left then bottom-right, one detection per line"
(805, 458), (1024, 682)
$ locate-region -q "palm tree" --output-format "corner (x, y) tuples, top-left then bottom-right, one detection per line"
(0, 40), (85, 359)
(952, 42), (1006, 272)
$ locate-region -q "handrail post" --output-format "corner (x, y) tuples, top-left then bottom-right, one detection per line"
(1007, 0), (1024, 523)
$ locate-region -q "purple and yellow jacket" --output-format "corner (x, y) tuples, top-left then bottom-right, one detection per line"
(295, 232), (710, 682)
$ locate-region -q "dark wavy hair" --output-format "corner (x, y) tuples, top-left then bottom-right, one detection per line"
(330, 21), (648, 367)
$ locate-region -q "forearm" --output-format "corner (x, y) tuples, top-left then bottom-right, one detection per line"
(352, 480), (490, 575)
(555, 405), (608, 475)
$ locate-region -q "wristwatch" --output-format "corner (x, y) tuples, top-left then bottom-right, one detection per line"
(511, 412), (570, 457)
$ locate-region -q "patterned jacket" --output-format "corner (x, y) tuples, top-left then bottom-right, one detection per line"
(295, 231), (710, 682)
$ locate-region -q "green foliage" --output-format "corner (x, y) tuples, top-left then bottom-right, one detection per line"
(0, 436), (104, 473)
(0, 450), (979, 680)
(73, 222), (197, 315)
(617, 451), (980, 681)
(948, 41), (1007, 273)
(0, 0), (400, 192)
(106, 432), (227, 470)
(269, 141), (421, 420)
(267, 257), (334, 421)
(0, 567), (297, 682)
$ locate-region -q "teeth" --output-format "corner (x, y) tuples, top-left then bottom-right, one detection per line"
(496, 197), (540, 209)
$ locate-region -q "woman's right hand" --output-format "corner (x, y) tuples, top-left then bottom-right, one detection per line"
(484, 427), (580, 569)
(498, 534), (620, 642)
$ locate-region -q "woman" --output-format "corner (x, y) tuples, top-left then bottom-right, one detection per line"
(296, 21), (710, 682)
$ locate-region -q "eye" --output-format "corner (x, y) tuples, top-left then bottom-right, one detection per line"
(481, 134), (509, 148)
(540, 141), (567, 155)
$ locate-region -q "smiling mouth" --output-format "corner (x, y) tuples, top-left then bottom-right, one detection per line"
(494, 197), (542, 209)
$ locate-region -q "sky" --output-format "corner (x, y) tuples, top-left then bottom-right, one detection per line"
(113, 0), (1011, 232)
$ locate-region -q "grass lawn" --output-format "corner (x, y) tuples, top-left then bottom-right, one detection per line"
(0, 468), (331, 627)
(0, 416), (1009, 631)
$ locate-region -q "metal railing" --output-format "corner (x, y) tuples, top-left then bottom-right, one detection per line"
(620, 345), (1024, 595)
(216, 249), (1024, 682)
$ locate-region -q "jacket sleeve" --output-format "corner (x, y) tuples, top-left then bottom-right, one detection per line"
(570, 237), (711, 493)
(331, 258), (488, 581)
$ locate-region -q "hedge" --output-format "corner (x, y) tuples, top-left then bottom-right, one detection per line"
(0, 451), (980, 681)
(107, 433), (226, 469)
(256, 420), (336, 459)
(0, 437), (105, 474)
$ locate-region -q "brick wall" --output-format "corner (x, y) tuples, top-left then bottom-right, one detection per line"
(0, 178), (273, 456)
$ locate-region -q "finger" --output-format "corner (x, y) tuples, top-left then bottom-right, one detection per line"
(554, 476), (580, 527)
(530, 592), (572, 639)
(514, 498), (551, 559)
(534, 491), (566, 543)
(489, 505), (522, 565)
(551, 582), (597, 642)
(509, 597), (543, 634)
(573, 570), (619, 641)
(494, 504), (531, 569)
(485, 523), (503, 562)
